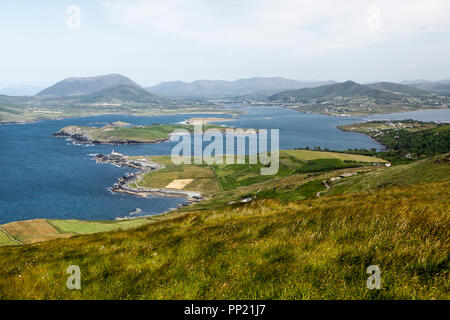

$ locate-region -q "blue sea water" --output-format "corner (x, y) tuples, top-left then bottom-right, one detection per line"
(0, 106), (448, 224)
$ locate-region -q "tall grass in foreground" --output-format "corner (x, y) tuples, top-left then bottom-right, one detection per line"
(0, 181), (448, 299)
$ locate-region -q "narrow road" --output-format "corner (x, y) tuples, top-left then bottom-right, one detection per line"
(0, 226), (23, 245)
(210, 165), (224, 191)
(316, 180), (330, 197)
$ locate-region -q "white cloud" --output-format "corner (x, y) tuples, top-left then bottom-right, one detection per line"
(105, 0), (450, 56)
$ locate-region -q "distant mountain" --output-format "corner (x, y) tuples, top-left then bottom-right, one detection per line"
(400, 80), (429, 85)
(409, 80), (450, 96)
(36, 74), (141, 97)
(366, 82), (432, 97)
(78, 84), (158, 103)
(0, 85), (43, 96)
(147, 77), (335, 98)
(268, 80), (401, 101)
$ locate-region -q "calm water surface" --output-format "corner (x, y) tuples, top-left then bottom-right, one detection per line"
(0, 106), (448, 224)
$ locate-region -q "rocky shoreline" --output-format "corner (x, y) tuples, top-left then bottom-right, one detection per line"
(0, 121), (28, 125)
(92, 152), (204, 219)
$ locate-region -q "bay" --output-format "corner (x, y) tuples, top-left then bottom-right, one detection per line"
(0, 106), (448, 224)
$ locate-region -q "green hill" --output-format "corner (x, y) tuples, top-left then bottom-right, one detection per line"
(0, 94), (30, 105)
(54, 123), (230, 144)
(0, 179), (447, 299)
(79, 84), (159, 103)
(325, 154), (450, 196)
(36, 74), (141, 97)
(269, 81), (400, 101)
(366, 82), (432, 97)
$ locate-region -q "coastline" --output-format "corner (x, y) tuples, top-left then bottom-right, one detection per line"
(282, 105), (450, 118)
(92, 152), (204, 221)
(2, 106), (448, 232)
(337, 125), (389, 151)
(3, 105), (449, 127)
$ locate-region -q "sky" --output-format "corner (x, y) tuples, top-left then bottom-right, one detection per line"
(1, 0), (450, 88)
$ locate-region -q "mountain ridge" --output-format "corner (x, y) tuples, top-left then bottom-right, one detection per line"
(147, 77), (336, 98)
(36, 74), (141, 97)
(268, 80), (436, 102)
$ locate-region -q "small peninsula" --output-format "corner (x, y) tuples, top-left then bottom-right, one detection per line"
(53, 121), (230, 145)
(338, 120), (450, 159)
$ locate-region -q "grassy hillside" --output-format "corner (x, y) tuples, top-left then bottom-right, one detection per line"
(88, 124), (179, 142)
(282, 149), (385, 162)
(214, 154), (448, 205)
(213, 151), (382, 190)
(0, 180), (448, 299)
(36, 74), (141, 97)
(79, 84), (158, 103)
(325, 154), (450, 196)
(0, 228), (18, 246)
(55, 123), (228, 144)
(136, 150), (384, 193)
(339, 120), (450, 159)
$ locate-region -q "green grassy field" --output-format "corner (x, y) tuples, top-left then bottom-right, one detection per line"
(325, 154), (450, 196)
(90, 124), (190, 142)
(48, 219), (153, 235)
(0, 219), (157, 246)
(282, 149), (385, 162)
(209, 151), (384, 191)
(56, 123), (231, 143)
(255, 179), (326, 202)
(56, 124), (186, 143)
(135, 151), (385, 194)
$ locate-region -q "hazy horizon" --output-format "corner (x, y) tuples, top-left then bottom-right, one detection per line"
(1, 75), (449, 94)
(1, 0), (450, 88)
